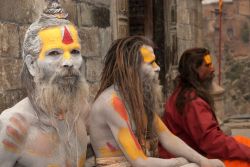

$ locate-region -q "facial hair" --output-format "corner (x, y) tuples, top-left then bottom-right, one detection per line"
(140, 65), (163, 156)
(33, 67), (89, 164)
(202, 73), (215, 90)
(140, 65), (164, 118)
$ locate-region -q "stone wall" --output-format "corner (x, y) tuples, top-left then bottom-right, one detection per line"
(164, 0), (203, 96)
(202, 0), (250, 117)
(0, 0), (112, 112)
(176, 0), (203, 59)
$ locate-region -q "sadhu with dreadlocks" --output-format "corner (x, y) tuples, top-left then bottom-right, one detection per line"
(159, 48), (250, 166)
(89, 36), (224, 167)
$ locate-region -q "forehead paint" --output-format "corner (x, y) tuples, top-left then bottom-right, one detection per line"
(38, 25), (80, 60)
(204, 54), (212, 64)
(140, 47), (155, 63)
(62, 26), (73, 44)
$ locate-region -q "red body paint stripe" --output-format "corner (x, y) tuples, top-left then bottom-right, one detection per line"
(106, 142), (117, 152)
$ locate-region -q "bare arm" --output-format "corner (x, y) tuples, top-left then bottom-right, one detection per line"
(154, 114), (225, 167)
(104, 95), (191, 167)
(0, 111), (28, 166)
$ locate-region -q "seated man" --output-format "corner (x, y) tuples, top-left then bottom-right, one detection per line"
(159, 48), (250, 166)
(89, 36), (224, 167)
(0, 1), (89, 166)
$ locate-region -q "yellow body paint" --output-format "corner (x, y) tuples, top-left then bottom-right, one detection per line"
(118, 128), (147, 160)
(47, 165), (59, 167)
(38, 25), (80, 60)
(98, 146), (123, 157)
(155, 115), (167, 133)
(140, 47), (159, 69)
(77, 153), (86, 167)
(204, 54), (212, 65)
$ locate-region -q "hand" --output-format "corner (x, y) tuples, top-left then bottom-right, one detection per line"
(1, 113), (29, 153)
(208, 159), (225, 167)
(173, 157), (189, 166)
(200, 158), (225, 167)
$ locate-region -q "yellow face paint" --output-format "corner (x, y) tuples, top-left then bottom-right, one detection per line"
(204, 54), (212, 65)
(118, 128), (147, 160)
(155, 115), (167, 133)
(140, 46), (159, 70)
(38, 25), (80, 60)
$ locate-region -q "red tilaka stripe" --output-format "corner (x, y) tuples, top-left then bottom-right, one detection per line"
(62, 26), (73, 44)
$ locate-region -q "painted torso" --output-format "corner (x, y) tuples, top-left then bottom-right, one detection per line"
(89, 86), (125, 158)
(0, 98), (87, 167)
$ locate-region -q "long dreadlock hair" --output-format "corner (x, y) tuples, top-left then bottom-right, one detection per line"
(176, 48), (216, 118)
(95, 36), (157, 154)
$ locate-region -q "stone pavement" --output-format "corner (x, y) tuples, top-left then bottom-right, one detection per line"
(222, 114), (250, 138)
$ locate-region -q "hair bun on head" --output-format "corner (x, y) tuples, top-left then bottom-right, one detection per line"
(43, 0), (68, 19)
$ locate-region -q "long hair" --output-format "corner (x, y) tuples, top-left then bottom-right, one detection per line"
(176, 48), (215, 117)
(95, 36), (156, 153)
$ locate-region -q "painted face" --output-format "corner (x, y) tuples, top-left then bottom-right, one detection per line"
(197, 54), (215, 81)
(37, 25), (82, 81)
(140, 45), (160, 72)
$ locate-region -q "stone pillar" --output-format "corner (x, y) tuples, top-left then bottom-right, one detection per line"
(176, 0), (203, 59)
(164, 0), (203, 96)
(76, 0), (112, 101)
(111, 0), (129, 40)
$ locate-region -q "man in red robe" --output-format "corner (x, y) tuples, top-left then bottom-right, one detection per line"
(159, 48), (250, 166)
